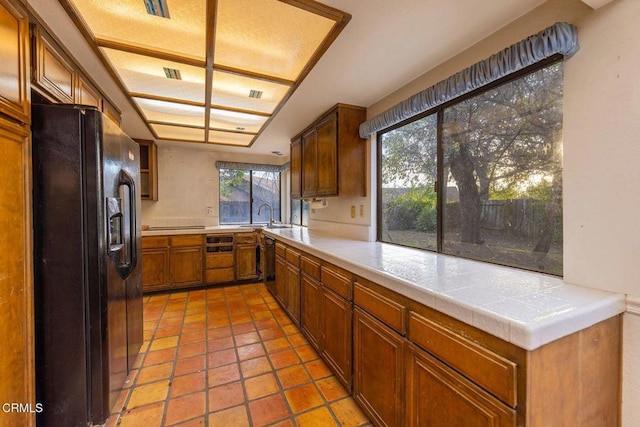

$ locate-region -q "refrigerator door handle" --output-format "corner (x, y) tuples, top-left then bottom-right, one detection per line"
(118, 170), (138, 278)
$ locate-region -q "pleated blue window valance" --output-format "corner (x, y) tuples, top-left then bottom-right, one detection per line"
(359, 22), (579, 139)
(215, 161), (289, 172)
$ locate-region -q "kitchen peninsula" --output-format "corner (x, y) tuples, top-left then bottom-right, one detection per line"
(263, 226), (624, 426)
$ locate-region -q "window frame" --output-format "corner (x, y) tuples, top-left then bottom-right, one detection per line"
(219, 168), (282, 225)
(376, 55), (564, 274)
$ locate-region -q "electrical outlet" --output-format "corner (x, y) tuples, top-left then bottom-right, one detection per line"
(359, 205), (364, 217)
(206, 207), (214, 215)
(350, 205), (356, 218)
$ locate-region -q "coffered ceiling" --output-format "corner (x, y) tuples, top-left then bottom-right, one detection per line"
(60, 0), (350, 147)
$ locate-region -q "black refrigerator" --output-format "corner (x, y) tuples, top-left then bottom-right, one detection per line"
(32, 104), (143, 426)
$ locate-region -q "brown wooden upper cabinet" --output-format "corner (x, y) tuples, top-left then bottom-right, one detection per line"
(31, 25), (75, 104)
(0, 0), (30, 124)
(290, 104), (366, 199)
(135, 139), (158, 201)
(76, 75), (102, 110)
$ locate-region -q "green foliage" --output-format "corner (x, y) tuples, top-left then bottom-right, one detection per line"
(384, 187), (437, 231)
(219, 169), (248, 199)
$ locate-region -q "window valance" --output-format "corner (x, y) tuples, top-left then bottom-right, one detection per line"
(359, 22), (578, 139)
(215, 161), (289, 172)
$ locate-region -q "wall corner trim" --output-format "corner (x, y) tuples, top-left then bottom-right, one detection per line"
(580, 0), (615, 9)
(626, 295), (640, 315)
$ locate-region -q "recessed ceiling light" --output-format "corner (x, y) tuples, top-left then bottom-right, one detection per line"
(144, 0), (170, 18)
(248, 90), (263, 99)
(163, 67), (182, 80)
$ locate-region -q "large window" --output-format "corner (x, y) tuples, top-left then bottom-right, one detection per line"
(219, 168), (281, 224)
(378, 60), (563, 275)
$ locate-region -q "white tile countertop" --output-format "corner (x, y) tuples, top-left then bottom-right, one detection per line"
(141, 225), (263, 236)
(263, 227), (626, 351)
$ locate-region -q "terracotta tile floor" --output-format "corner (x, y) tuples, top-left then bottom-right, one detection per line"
(106, 283), (371, 427)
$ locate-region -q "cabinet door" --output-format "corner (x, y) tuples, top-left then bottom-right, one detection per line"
(142, 248), (169, 292)
(300, 273), (323, 350)
(135, 139), (158, 201)
(315, 113), (338, 196)
(0, 120), (33, 427)
(285, 263), (301, 325)
(76, 75), (102, 109)
(274, 255), (287, 307)
(405, 343), (516, 427)
(354, 307), (404, 427)
(290, 137), (302, 199)
(170, 246), (203, 287)
(322, 288), (352, 391)
(32, 26), (75, 103)
(301, 128), (317, 197)
(0, 0), (30, 124)
(236, 244), (258, 280)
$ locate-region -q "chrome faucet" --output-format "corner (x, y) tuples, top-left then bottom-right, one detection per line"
(257, 203), (273, 227)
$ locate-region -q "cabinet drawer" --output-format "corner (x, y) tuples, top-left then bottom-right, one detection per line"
(275, 242), (286, 258)
(301, 256), (321, 280)
(408, 311), (517, 407)
(142, 236), (169, 249)
(321, 266), (351, 300)
(354, 282), (405, 334)
(235, 232), (256, 244)
(206, 234), (233, 244)
(286, 248), (300, 266)
(170, 235), (203, 247)
(206, 268), (234, 284)
(206, 253), (234, 268)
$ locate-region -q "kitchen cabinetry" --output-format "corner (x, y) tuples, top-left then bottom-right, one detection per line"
(0, 0), (30, 124)
(290, 137), (302, 199)
(0, 115), (33, 427)
(353, 307), (404, 427)
(269, 235), (621, 427)
(31, 25), (75, 103)
(0, 2), (34, 424)
(141, 236), (169, 292)
(405, 342), (515, 426)
(205, 234), (234, 285)
(273, 243), (302, 325)
(274, 248), (287, 307)
(290, 103), (366, 199)
(29, 22), (122, 126)
(142, 234), (203, 292)
(169, 235), (203, 287)
(135, 139), (158, 201)
(76, 75), (102, 109)
(235, 232), (259, 280)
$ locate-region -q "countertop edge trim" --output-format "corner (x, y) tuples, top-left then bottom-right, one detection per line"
(627, 295), (640, 316)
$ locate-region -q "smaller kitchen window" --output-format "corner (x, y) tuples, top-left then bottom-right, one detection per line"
(219, 167), (281, 225)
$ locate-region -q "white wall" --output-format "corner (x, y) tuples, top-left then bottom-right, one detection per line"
(366, 0), (639, 423)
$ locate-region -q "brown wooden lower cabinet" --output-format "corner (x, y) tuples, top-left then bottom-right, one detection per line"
(270, 237), (621, 427)
(142, 235), (203, 292)
(274, 254), (287, 308)
(322, 288), (352, 390)
(301, 273), (323, 350)
(405, 342), (516, 426)
(353, 307), (404, 427)
(141, 248), (169, 291)
(169, 246), (203, 287)
(285, 262), (301, 324)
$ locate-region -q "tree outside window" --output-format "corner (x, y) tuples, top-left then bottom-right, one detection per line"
(379, 61), (563, 275)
